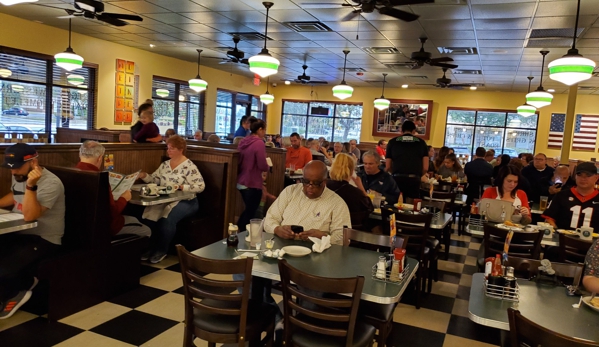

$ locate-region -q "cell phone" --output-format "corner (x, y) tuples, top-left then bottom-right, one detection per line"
(290, 225), (304, 234)
(554, 183), (563, 188)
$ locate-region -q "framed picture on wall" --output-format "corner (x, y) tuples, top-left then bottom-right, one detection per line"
(372, 99), (433, 140)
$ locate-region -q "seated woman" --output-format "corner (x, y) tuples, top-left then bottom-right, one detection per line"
(326, 153), (373, 228)
(137, 135), (205, 263)
(481, 165), (531, 225)
(436, 153), (463, 179)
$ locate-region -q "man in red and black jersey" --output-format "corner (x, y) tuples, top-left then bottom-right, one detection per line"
(542, 162), (599, 230)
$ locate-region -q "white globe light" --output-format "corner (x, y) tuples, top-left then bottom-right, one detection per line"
(155, 89), (169, 98)
(0, 68), (12, 78)
(332, 84), (353, 100)
(548, 56), (596, 86)
(54, 51), (84, 71)
(516, 104), (536, 117)
(374, 98), (390, 111)
(11, 85), (24, 92)
(67, 74), (84, 86)
(188, 78), (207, 92)
(260, 93), (274, 105)
(249, 53), (280, 78)
(525, 91), (553, 108)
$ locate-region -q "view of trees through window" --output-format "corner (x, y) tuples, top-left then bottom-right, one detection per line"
(281, 100), (363, 142)
(215, 89), (265, 137)
(444, 108), (538, 158)
(151, 78), (203, 136)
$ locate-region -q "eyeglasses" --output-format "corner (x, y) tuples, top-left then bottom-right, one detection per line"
(300, 178), (324, 187)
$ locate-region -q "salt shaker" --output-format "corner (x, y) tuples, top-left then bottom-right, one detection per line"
(376, 256), (387, 279)
(140, 186), (148, 197)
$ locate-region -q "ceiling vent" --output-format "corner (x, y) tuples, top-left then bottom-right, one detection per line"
(339, 67), (366, 72)
(529, 28), (584, 38)
(437, 47), (478, 55)
(526, 38), (573, 48)
(362, 47), (400, 54)
(283, 21), (333, 32)
(403, 75), (428, 80)
(453, 69), (482, 75)
(578, 86), (597, 90)
(228, 32), (270, 41)
(384, 62), (414, 69)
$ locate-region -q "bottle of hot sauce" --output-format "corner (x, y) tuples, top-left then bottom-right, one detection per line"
(397, 192), (403, 208)
(491, 254), (503, 276)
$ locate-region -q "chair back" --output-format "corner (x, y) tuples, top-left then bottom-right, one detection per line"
(508, 308), (599, 347)
(381, 209), (432, 261)
(558, 233), (593, 264)
(421, 190), (456, 213)
(278, 259), (365, 347)
(176, 245), (252, 347)
(483, 224), (543, 259)
(343, 227), (408, 249)
(505, 256), (584, 286)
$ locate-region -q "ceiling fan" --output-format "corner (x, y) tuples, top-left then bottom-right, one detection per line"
(408, 37), (457, 69)
(306, 0), (434, 22)
(56, 0), (143, 27)
(290, 65), (328, 85)
(205, 36), (249, 65)
(418, 68), (473, 89)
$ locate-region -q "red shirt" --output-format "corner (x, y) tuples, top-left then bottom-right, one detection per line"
(76, 162), (126, 235)
(285, 146), (312, 169)
(481, 186), (530, 213)
(376, 145), (386, 158)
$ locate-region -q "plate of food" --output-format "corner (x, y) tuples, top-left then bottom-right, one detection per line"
(556, 229), (577, 235)
(281, 246), (311, 257)
(582, 296), (599, 312)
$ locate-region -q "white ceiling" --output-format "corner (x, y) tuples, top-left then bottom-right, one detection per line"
(2, 0), (599, 94)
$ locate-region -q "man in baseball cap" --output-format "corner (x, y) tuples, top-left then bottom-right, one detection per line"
(0, 143), (65, 320)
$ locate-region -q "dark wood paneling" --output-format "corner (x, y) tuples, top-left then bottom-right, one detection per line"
(56, 128), (129, 143)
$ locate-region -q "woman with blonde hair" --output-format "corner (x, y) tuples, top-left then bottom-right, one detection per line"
(326, 153), (373, 228)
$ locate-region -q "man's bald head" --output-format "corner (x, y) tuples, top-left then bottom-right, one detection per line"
(555, 165), (571, 182)
(304, 160), (328, 181)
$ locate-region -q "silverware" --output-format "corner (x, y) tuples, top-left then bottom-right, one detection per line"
(573, 296), (583, 309)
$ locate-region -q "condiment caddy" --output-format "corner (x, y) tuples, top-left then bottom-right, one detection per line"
(371, 249), (410, 285)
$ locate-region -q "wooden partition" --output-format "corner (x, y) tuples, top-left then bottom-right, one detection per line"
(56, 128), (130, 143)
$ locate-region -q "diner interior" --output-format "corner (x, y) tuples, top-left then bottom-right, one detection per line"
(1, 0), (599, 346)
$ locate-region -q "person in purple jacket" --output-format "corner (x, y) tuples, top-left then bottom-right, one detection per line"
(237, 118), (269, 229)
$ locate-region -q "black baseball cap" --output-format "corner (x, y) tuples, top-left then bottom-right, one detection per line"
(2, 143), (38, 169)
(575, 162), (598, 175)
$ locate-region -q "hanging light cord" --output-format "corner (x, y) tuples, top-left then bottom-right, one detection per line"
(527, 76), (534, 93)
(196, 49), (202, 77)
(262, 2), (273, 52)
(266, 77), (270, 93)
(538, 51), (548, 90)
(381, 73), (387, 98)
(341, 50), (349, 83)
(571, 0), (581, 51)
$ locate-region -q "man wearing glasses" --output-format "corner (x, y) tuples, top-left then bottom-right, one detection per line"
(264, 160), (351, 245)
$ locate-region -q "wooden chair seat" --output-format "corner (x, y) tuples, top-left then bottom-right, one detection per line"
(192, 299), (276, 336)
(291, 321), (376, 347)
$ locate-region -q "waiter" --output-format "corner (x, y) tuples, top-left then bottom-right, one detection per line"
(385, 120), (429, 199)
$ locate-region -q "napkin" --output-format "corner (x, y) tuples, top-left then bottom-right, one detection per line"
(309, 235), (331, 253)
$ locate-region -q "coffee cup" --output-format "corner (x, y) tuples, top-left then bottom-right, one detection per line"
(576, 226), (594, 241)
(146, 184), (158, 196)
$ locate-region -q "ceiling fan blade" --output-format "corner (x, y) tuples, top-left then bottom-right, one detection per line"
(430, 57), (454, 63)
(431, 62), (458, 69)
(410, 64), (422, 70)
(240, 59), (249, 65)
(341, 10), (360, 22)
(388, 0), (435, 5)
(58, 15), (78, 19)
(378, 7), (419, 22)
(96, 14), (128, 26)
(310, 81), (328, 84)
(100, 12), (143, 21)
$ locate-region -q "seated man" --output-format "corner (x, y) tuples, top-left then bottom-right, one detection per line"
(0, 143), (65, 319)
(359, 150), (400, 203)
(76, 141), (150, 238)
(264, 160), (351, 245)
(548, 165), (576, 199)
(583, 239), (599, 293)
(285, 132), (312, 170)
(307, 139), (331, 166)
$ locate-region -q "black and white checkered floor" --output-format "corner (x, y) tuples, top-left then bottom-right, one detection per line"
(0, 232), (502, 347)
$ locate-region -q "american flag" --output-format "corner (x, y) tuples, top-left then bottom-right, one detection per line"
(548, 113), (565, 149)
(549, 113), (599, 151)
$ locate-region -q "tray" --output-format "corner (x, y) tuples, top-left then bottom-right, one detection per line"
(483, 279), (520, 302)
(371, 261), (411, 285)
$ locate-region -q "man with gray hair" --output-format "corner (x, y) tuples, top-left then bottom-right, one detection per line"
(358, 151), (400, 203)
(76, 141), (150, 238)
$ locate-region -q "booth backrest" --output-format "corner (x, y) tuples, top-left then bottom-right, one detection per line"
(193, 160), (228, 220)
(45, 166), (111, 249)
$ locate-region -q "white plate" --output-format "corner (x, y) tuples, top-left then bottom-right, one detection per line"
(582, 296), (599, 312)
(140, 194), (160, 199)
(281, 246), (311, 257)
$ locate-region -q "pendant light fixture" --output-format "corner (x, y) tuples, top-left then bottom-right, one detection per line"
(155, 89), (169, 98)
(332, 50), (353, 100)
(11, 85), (24, 92)
(67, 74), (84, 86)
(0, 0), (38, 5)
(189, 49), (207, 93)
(374, 73), (390, 111)
(548, 0), (596, 86)
(0, 68), (11, 78)
(526, 50), (553, 109)
(260, 78), (274, 105)
(248, 2), (279, 78)
(517, 76), (537, 117)
(54, 18), (84, 71)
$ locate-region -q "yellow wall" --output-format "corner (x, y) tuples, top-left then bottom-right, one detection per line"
(3, 12), (599, 161)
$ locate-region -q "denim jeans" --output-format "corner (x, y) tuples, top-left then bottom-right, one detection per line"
(151, 198), (199, 254)
(237, 188), (263, 231)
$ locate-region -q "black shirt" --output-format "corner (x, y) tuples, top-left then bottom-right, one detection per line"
(521, 164), (555, 203)
(130, 121), (143, 143)
(386, 134), (428, 175)
(542, 187), (599, 230)
(326, 180), (373, 227)
(358, 170), (400, 203)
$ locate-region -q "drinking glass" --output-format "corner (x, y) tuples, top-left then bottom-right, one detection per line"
(289, 163), (296, 175)
(265, 239), (275, 250)
(539, 196), (549, 211)
(250, 218), (262, 248)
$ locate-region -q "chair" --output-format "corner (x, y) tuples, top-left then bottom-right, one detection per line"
(342, 227), (407, 347)
(176, 245), (276, 347)
(278, 259), (375, 347)
(505, 256), (584, 286)
(508, 308), (599, 347)
(558, 233), (593, 264)
(482, 224), (543, 264)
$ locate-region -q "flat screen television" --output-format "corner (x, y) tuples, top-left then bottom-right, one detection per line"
(310, 106), (329, 116)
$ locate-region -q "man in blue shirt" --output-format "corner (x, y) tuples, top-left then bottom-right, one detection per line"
(234, 116), (251, 138)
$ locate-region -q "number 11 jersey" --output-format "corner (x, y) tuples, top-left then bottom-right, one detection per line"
(542, 187), (599, 230)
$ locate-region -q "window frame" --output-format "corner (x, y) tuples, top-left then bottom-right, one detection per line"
(152, 75), (205, 137)
(443, 107), (539, 157)
(215, 88), (266, 136)
(280, 99), (364, 141)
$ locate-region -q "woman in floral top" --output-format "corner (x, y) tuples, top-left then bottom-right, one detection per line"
(138, 135), (205, 263)
(583, 239), (599, 293)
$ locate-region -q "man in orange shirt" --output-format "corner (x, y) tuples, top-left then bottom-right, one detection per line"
(285, 133), (312, 169)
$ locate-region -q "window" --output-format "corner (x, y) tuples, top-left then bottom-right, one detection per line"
(152, 77), (204, 136)
(444, 108), (537, 157)
(281, 100), (363, 142)
(0, 48), (96, 140)
(215, 89), (265, 136)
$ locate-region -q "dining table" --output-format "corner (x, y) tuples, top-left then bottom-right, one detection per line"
(128, 190), (197, 206)
(466, 223), (598, 247)
(0, 209), (38, 235)
(468, 273), (599, 345)
(192, 231), (419, 305)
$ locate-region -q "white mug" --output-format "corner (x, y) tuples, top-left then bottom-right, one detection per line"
(576, 226), (594, 241)
(146, 183), (158, 196)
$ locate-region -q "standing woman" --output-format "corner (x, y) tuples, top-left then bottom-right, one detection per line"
(131, 100), (162, 143)
(137, 135), (205, 263)
(237, 118), (270, 230)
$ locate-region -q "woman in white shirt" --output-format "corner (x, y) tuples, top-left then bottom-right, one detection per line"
(137, 135), (205, 263)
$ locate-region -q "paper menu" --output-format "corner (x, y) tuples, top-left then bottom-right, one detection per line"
(0, 213), (24, 222)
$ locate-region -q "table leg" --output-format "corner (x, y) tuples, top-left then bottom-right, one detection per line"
(444, 225), (450, 260)
(500, 330), (512, 347)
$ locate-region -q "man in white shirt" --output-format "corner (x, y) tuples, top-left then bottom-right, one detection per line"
(264, 160), (351, 245)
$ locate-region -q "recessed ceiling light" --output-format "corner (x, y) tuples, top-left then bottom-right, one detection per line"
(284, 80), (291, 85)
(493, 49), (508, 54)
(548, 89), (555, 93)
(470, 86), (477, 90)
(149, 44), (155, 48)
(401, 84), (408, 88)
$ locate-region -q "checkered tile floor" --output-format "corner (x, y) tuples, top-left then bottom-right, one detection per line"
(0, 232), (502, 347)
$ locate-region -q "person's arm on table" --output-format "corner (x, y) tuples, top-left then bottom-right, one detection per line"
(181, 163), (205, 192)
(138, 164), (162, 184)
(263, 186), (295, 239)
(0, 192), (14, 209)
(328, 202), (351, 245)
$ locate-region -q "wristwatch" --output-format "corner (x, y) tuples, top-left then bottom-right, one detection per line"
(26, 185), (38, 191)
